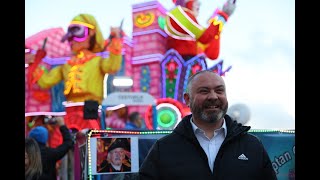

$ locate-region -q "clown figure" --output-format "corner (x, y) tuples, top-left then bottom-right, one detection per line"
(30, 14), (123, 131)
(164, 0), (236, 61)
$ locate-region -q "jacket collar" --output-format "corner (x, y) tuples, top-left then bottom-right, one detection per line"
(174, 114), (251, 141)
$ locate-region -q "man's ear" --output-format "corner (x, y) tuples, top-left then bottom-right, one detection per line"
(183, 93), (190, 107)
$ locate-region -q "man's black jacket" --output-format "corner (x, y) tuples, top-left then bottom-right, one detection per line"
(139, 114), (277, 180)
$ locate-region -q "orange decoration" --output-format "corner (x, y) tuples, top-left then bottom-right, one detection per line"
(32, 90), (50, 102)
(134, 12), (155, 28)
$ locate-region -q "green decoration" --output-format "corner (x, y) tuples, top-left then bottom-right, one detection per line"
(158, 16), (166, 30)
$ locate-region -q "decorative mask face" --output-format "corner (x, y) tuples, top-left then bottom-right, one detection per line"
(66, 24), (90, 42)
(61, 22), (96, 53)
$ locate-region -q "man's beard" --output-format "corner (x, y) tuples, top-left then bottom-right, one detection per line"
(190, 99), (228, 123)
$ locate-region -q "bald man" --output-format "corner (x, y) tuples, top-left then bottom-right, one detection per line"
(139, 70), (277, 180)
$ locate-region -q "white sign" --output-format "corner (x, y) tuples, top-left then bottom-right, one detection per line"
(102, 92), (156, 106)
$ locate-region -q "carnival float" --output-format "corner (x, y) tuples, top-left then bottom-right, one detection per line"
(25, 1), (294, 179)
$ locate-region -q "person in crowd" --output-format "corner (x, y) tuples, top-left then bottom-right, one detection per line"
(164, 0), (236, 61)
(98, 138), (131, 173)
(25, 137), (43, 180)
(139, 70), (277, 180)
(125, 111), (143, 129)
(28, 116), (74, 180)
(105, 104), (128, 129)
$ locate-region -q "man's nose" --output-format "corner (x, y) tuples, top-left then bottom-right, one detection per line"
(208, 90), (218, 99)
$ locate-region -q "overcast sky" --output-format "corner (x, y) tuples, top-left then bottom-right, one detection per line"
(25, 0), (295, 130)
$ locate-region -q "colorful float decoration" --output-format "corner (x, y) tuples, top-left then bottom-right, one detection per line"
(25, 1), (232, 140)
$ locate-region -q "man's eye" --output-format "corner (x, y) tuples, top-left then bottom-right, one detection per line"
(216, 89), (225, 93)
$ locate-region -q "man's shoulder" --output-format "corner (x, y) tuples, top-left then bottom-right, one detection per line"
(245, 132), (262, 140)
(154, 130), (184, 145)
(240, 132), (265, 146)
